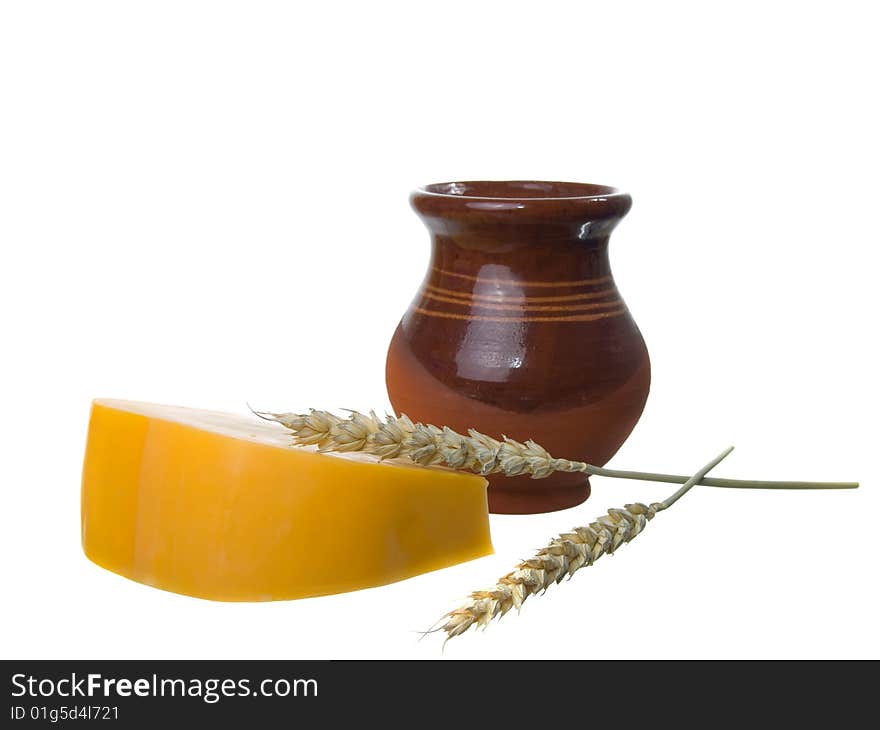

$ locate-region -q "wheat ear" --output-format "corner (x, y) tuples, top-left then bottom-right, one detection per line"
(439, 446), (733, 643)
(252, 407), (858, 491)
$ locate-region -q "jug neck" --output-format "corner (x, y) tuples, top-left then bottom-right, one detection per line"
(411, 180), (630, 284)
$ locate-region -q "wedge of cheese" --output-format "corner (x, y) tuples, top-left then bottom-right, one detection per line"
(81, 399), (492, 601)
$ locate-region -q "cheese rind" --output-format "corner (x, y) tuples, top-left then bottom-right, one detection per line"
(81, 399), (492, 601)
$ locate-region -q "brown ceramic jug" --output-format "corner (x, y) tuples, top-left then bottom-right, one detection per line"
(385, 181), (650, 514)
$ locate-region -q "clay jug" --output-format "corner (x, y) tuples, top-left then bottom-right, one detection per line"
(386, 181), (650, 514)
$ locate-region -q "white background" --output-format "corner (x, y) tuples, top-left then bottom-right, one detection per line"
(2, 1), (877, 659)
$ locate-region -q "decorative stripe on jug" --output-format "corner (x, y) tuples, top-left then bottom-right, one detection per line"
(412, 306), (627, 323)
(431, 267), (611, 289)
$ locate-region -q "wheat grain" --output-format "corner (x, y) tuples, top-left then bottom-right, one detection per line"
(439, 446), (733, 643)
(253, 407), (858, 491)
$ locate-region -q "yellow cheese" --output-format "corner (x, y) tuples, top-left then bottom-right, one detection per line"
(81, 399), (492, 601)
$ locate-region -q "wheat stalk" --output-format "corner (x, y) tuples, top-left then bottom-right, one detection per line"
(438, 446), (733, 643)
(252, 407), (858, 491)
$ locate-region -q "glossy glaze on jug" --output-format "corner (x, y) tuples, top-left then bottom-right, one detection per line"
(386, 181), (650, 514)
